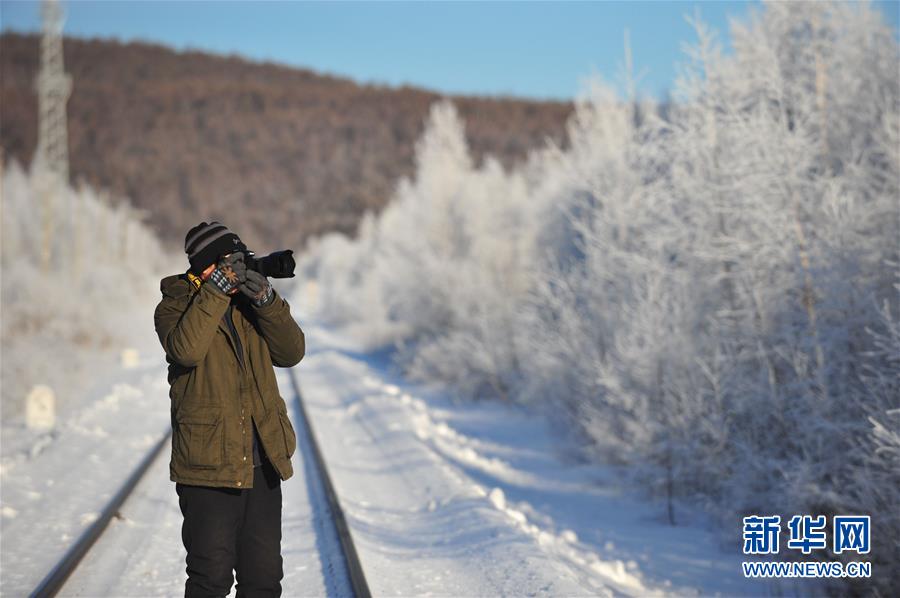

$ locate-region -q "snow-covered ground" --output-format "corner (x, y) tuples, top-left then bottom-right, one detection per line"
(58, 365), (350, 598)
(1, 346), (349, 597)
(2, 309), (789, 596)
(1, 349), (171, 595)
(296, 318), (777, 597)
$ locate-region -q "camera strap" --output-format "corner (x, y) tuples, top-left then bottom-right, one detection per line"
(186, 270), (203, 292)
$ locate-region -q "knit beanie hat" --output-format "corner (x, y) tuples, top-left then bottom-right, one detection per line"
(184, 221), (247, 275)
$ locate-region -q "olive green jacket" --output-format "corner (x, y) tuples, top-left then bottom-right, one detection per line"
(154, 271), (305, 489)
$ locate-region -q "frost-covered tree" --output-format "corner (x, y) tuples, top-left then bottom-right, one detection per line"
(1, 158), (176, 420)
(299, 1), (899, 589)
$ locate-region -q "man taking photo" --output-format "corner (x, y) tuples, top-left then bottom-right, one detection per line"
(154, 220), (305, 597)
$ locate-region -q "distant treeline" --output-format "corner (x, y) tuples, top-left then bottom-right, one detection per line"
(0, 32), (572, 252)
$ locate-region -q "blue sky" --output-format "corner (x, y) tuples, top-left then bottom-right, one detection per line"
(1, 1), (897, 100)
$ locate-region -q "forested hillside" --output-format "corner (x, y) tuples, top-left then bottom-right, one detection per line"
(0, 32), (572, 250)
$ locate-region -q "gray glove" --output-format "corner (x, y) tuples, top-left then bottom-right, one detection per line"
(239, 269), (274, 307)
(201, 252), (247, 296)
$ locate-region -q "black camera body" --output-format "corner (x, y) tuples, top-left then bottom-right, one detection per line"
(244, 249), (296, 278)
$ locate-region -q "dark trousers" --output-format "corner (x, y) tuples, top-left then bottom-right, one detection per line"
(176, 460), (283, 598)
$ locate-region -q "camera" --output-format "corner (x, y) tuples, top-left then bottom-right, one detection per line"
(244, 249), (296, 278)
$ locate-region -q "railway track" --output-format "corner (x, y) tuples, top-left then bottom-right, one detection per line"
(288, 368), (371, 598)
(29, 368), (370, 598)
(28, 431), (172, 598)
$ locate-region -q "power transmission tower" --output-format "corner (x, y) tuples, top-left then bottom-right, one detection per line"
(33, 0), (73, 272)
(35, 0), (72, 183)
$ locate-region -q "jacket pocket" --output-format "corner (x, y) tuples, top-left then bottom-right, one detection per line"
(278, 408), (297, 459)
(176, 405), (223, 469)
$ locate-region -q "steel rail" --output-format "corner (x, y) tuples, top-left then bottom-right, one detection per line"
(289, 368), (372, 598)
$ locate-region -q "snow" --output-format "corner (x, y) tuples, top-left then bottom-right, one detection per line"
(0, 355), (170, 595)
(58, 366), (350, 598)
(1, 346), (350, 596)
(294, 318), (773, 597)
(2, 311), (790, 596)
